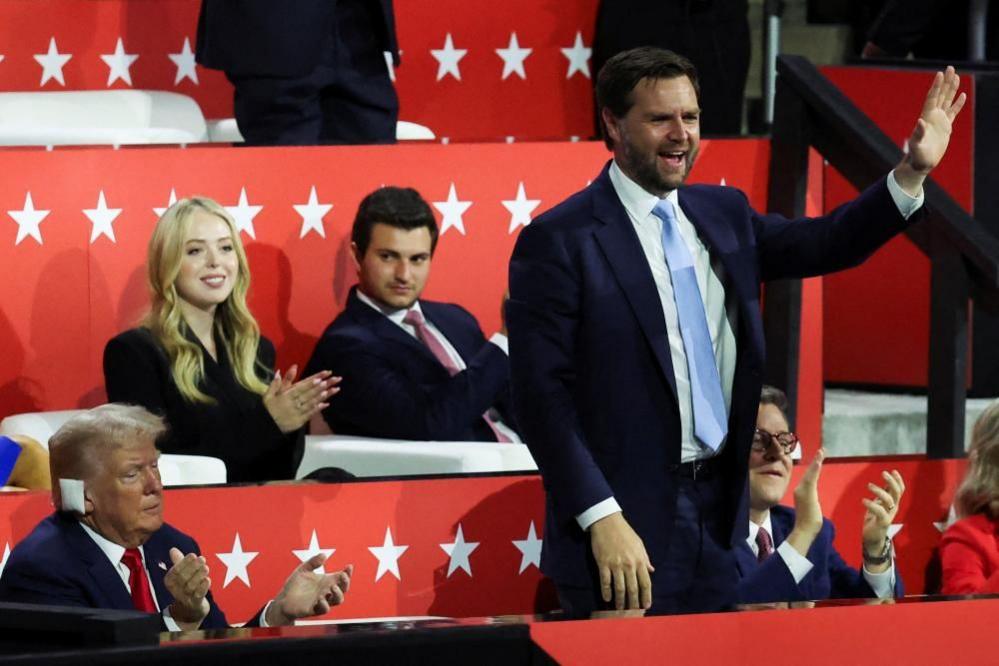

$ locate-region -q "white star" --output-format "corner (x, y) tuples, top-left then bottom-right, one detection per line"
(83, 190), (123, 244)
(561, 31), (592, 79)
(439, 524), (480, 578)
(0, 55), (4, 65)
(168, 37), (198, 85)
(153, 188), (178, 218)
(368, 527), (408, 582)
(293, 186), (333, 239)
(225, 187), (263, 240)
(431, 33), (467, 82)
(7, 192), (50, 246)
(0, 543), (10, 578)
(34, 37), (72, 87)
(100, 38), (139, 87)
(496, 32), (532, 80)
(292, 529), (336, 574)
(887, 523), (904, 539)
(502, 182), (541, 234)
(720, 177), (727, 186)
(216, 533), (259, 588)
(513, 521), (542, 574)
(432, 183), (472, 236)
(934, 505), (958, 533)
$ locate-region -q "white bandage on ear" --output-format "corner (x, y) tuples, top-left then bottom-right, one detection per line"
(58, 478), (85, 513)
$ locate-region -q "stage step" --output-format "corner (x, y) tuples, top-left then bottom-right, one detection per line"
(821, 389), (998, 457)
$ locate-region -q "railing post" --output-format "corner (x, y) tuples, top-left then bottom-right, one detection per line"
(927, 229), (970, 458)
(764, 74), (810, 425)
(969, 0), (988, 62)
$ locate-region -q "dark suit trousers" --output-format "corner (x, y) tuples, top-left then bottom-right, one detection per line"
(557, 470), (737, 617)
(228, 0), (398, 145)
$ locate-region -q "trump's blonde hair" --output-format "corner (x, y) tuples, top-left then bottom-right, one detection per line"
(143, 196), (268, 403)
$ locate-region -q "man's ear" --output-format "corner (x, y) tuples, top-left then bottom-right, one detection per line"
(601, 107), (621, 146)
(350, 242), (362, 271)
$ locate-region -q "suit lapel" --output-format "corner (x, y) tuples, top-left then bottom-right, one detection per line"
(422, 303), (470, 364)
(143, 532), (174, 610)
(591, 170), (678, 401)
(345, 290), (444, 369)
(61, 516), (136, 611)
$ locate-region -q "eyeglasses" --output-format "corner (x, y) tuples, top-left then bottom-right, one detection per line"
(751, 428), (799, 455)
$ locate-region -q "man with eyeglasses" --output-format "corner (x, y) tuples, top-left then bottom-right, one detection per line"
(736, 386), (905, 603)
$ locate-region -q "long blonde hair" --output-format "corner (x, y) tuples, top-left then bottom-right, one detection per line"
(143, 196), (269, 403)
(955, 400), (999, 519)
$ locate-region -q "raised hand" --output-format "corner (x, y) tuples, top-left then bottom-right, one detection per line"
(263, 365), (341, 434)
(265, 554), (352, 626)
(786, 448), (825, 557)
(861, 469), (905, 562)
(906, 66), (966, 174)
(165, 547), (211, 628)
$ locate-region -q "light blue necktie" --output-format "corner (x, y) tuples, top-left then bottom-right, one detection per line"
(652, 199), (728, 451)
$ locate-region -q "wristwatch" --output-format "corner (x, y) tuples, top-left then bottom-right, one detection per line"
(862, 536), (893, 566)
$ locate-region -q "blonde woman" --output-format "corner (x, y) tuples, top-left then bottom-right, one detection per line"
(103, 197), (339, 482)
(940, 401), (999, 594)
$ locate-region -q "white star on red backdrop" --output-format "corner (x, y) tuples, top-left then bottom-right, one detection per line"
(293, 186), (333, 239)
(225, 187), (263, 240)
(100, 37), (139, 87)
(431, 33), (467, 82)
(561, 31), (592, 79)
(496, 32), (531, 80)
(369, 527), (408, 582)
(502, 182), (541, 234)
(153, 188), (178, 218)
(439, 524), (479, 577)
(292, 529), (336, 574)
(34, 37), (72, 87)
(168, 37), (198, 85)
(512, 521), (542, 574)
(8, 192), (50, 246)
(433, 183), (472, 236)
(84, 190), (123, 244)
(216, 533), (259, 588)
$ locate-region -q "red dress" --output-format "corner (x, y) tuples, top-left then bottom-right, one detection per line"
(940, 513), (999, 594)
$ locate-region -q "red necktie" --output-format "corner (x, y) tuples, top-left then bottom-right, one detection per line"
(403, 309), (512, 443)
(121, 547), (157, 613)
(755, 526), (774, 563)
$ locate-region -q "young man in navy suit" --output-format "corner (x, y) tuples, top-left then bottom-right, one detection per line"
(306, 187), (519, 443)
(507, 47), (964, 615)
(0, 405), (352, 630)
(738, 386), (905, 604)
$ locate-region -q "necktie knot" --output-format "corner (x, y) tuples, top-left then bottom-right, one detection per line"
(121, 547), (143, 570)
(403, 309), (425, 328)
(756, 526), (774, 563)
(652, 199), (678, 225)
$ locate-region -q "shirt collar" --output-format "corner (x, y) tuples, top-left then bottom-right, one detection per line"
(608, 160), (680, 223)
(78, 520), (144, 568)
(356, 288), (424, 328)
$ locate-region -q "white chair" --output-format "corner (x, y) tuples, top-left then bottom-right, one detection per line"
(0, 409), (227, 486)
(203, 118), (435, 143)
(0, 90), (209, 146)
(297, 434), (537, 479)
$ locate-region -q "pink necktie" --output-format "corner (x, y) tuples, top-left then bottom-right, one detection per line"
(403, 309), (511, 442)
(121, 548), (157, 613)
(756, 526), (774, 563)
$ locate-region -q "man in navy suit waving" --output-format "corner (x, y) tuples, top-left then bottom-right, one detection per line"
(737, 386), (905, 604)
(0, 404), (352, 630)
(507, 47), (964, 615)
(306, 187), (519, 443)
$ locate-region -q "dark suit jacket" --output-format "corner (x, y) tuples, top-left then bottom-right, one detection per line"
(735, 505), (904, 603)
(196, 0), (398, 77)
(507, 163), (916, 590)
(0, 512), (236, 630)
(305, 287), (516, 441)
(104, 327), (300, 483)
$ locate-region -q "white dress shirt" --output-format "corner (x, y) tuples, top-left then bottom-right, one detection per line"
(356, 290), (521, 442)
(746, 511), (897, 598)
(577, 164), (924, 531)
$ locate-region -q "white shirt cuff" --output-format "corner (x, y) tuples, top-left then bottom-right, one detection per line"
(887, 169), (924, 220)
(576, 497), (622, 531)
(777, 540), (815, 584)
(162, 607), (181, 632)
(862, 558), (897, 598)
(259, 599), (275, 627)
(489, 333), (509, 355)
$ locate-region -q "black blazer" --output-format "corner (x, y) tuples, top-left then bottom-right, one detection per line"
(104, 327), (299, 483)
(0, 512), (239, 629)
(196, 0), (398, 77)
(305, 287), (517, 441)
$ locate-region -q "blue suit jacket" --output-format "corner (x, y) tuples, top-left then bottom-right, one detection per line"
(736, 505), (905, 603)
(0, 512), (237, 630)
(305, 287), (517, 441)
(507, 163), (916, 590)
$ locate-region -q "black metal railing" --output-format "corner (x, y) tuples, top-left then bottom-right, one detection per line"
(763, 54), (999, 458)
